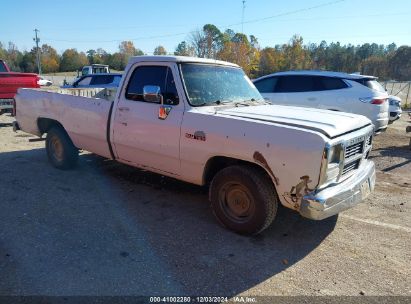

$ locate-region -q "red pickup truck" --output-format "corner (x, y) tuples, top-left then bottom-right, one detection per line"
(0, 60), (40, 115)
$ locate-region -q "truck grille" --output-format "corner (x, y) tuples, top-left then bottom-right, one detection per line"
(0, 99), (14, 106)
(342, 159), (360, 175)
(345, 141), (363, 159)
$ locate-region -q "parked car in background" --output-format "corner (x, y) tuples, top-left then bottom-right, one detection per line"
(253, 71), (389, 133)
(37, 77), (52, 86)
(388, 95), (402, 123)
(0, 59), (40, 115)
(78, 64), (110, 77)
(62, 73), (122, 89)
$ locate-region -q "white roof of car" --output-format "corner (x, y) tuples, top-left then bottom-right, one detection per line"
(128, 56), (239, 68)
(255, 70), (377, 81)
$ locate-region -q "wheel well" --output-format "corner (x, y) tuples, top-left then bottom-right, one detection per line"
(203, 156), (272, 185)
(37, 118), (64, 135)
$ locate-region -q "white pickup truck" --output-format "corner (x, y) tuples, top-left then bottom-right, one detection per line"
(14, 56), (376, 235)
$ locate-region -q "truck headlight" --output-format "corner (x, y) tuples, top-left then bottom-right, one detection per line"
(320, 144), (343, 185)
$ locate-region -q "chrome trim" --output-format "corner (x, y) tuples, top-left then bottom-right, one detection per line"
(300, 160), (375, 220)
(319, 127), (373, 188)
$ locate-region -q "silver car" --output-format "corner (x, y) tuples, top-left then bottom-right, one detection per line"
(253, 71), (389, 133)
(388, 95), (402, 123)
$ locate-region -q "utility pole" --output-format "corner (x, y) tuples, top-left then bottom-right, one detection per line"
(33, 29), (42, 75)
(241, 0), (246, 33)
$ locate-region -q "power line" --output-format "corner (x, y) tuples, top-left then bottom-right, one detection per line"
(46, 11), (411, 33)
(227, 0), (346, 27)
(257, 32), (411, 42)
(42, 0), (348, 44)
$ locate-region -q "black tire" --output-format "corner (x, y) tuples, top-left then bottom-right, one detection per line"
(46, 126), (78, 170)
(209, 165), (278, 235)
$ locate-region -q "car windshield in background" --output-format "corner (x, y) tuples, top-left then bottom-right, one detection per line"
(0, 63), (7, 72)
(180, 63), (263, 106)
(354, 78), (386, 93)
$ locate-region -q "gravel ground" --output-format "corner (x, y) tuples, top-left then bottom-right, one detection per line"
(0, 113), (410, 299)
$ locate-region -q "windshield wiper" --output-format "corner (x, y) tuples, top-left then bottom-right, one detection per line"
(234, 98), (269, 107)
(196, 100), (234, 106)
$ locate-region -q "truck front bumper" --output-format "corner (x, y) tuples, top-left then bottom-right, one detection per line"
(300, 160), (375, 220)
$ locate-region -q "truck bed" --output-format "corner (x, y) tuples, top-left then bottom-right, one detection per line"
(15, 88), (116, 159)
(0, 72), (39, 99)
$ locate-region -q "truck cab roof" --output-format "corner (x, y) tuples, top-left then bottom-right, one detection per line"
(127, 56), (240, 68)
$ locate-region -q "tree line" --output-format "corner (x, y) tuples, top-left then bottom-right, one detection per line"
(1, 24), (410, 80)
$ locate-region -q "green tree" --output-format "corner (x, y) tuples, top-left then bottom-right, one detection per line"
(283, 35), (312, 70)
(174, 41), (195, 56)
(258, 47), (286, 76)
(203, 24), (223, 58)
(190, 24), (223, 58)
(118, 41), (144, 69)
(40, 44), (60, 73)
(361, 56), (388, 79)
(389, 46), (411, 80)
(86, 49), (96, 64)
(5, 42), (23, 71)
(107, 52), (124, 70)
(153, 45), (167, 55)
(60, 49), (88, 72)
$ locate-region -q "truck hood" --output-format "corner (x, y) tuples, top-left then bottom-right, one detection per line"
(215, 105), (372, 138)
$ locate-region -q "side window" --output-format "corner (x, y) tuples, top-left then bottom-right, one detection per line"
(126, 66), (179, 105)
(82, 67), (89, 76)
(320, 77), (348, 90)
(275, 76), (317, 93)
(0, 62), (7, 72)
(90, 75), (114, 85)
(164, 68), (179, 105)
(77, 76), (92, 86)
(254, 77), (278, 93)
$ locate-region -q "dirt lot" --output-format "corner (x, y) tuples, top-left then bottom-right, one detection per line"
(0, 113), (410, 298)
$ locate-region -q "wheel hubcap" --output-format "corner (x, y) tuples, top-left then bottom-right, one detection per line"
(51, 137), (63, 162)
(219, 183), (254, 223)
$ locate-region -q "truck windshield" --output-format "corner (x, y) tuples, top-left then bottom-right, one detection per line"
(180, 63), (263, 106)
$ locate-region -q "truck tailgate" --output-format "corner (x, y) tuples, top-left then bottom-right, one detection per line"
(16, 88), (114, 159)
(0, 72), (39, 99)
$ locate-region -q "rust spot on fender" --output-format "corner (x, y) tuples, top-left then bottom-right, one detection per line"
(282, 175), (314, 209)
(253, 151), (279, 186)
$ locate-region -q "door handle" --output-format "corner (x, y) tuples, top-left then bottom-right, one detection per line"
(118, 107), (130, 112)
(307, 97), (317, 101)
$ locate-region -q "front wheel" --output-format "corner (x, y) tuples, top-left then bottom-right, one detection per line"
(46, 126), (78, 170)
(209, 165), (278, 235)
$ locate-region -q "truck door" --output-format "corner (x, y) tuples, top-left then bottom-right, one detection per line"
(111, 63), (184, 176)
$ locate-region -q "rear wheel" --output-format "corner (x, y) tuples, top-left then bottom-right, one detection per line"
(210, 165), (278, 235)
(46, 126), (78, 170)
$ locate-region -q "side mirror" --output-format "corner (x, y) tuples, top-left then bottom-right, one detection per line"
(143, 85), (162, 103)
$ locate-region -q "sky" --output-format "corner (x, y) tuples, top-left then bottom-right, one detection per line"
(1, 0), (410, 54)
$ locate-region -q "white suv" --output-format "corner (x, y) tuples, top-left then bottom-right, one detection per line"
(253, 71), (389, 133)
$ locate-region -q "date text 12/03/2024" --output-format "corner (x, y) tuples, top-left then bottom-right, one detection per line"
(149, 296), (257, 303)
